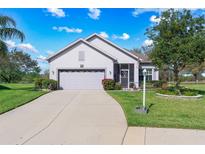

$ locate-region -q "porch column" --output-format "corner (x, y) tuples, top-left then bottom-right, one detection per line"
(152, 68), (154, 80)
(135, 63), (139, 88)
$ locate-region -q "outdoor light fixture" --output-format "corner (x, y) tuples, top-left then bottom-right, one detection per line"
(142, 69), (147, 111)
(136, 68), (148, 114)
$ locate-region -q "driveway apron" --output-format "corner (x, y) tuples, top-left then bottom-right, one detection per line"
(0, 90), (127, 145)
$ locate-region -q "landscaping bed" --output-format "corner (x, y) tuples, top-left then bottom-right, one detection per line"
(155, 85), (205, 99)
(0, 84), (48, 114)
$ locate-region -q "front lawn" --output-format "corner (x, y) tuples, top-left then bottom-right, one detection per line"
(181, 83), (205, 91)
(107, 85), (205, 130)
(0, 84), (47, 114)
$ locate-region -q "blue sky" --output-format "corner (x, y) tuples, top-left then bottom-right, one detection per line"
(0, 8), (204, 72)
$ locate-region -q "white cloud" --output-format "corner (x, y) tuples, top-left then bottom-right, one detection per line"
(52, 26), (83, 33)
(5, 40), (38, 53)
(46, 50), (55, 56)
(150, 15), (161, 23)
(37, 55), (47, 62)
(5, 40), (16, 48)
(88, 8), (101, 20)
(112, 33), (130, 40)
(99, 32), (109, 38)
(47, 8), (66, 18)
(132, 8), (162, 17)
(143, 39), (153, 47)
(18, 43), (38, 53)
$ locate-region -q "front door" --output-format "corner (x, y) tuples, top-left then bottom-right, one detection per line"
(120, 70), (129, 88)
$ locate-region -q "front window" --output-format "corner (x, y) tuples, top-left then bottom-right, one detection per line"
(146, 69), (152, 81)
(139, 68), (152, 81)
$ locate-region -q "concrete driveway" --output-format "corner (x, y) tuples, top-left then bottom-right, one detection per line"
(0, 90), (127, 145)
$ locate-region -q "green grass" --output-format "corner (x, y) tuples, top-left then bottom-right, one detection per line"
(181, 83), (205, 91)
(0, 84), (47, 114)
(107, 84), (205, 130)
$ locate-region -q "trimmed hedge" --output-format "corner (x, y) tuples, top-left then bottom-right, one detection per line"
(102, 79), (115, 90)
(35, 78), (57, 90)
(102, 79), (122, 90)
(115, 83), (122, 90)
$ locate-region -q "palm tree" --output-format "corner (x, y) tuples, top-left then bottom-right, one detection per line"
(0, 15), (25, 57)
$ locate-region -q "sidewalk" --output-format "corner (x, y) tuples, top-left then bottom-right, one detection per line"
(123, 127), (205, 145)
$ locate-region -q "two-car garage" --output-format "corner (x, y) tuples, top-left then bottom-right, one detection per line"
(58, 69), (105, 90)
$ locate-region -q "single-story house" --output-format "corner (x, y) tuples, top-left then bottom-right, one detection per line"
(47, 33), (159, 90)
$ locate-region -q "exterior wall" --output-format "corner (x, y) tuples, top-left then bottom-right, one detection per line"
(49, 43), (114, 81)
(88, 37), (138, 63)
(152, 69), (159, 80)
(88, 37), (139, 88)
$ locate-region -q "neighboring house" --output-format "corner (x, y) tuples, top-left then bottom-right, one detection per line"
(47, 33), (159, 90)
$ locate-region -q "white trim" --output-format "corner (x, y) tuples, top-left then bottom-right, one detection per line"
(56, 67), (108, 79)
(47, 38), (117, 61)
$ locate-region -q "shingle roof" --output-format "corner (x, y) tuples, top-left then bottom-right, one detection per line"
(131, 52), (152, 63)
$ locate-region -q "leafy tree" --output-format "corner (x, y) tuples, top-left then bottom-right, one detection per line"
(41, 69), (49, 79)
(0, 15), (25, 58)
(146, 9), (205, 88)
(141, 44), (153, 55)
(0, 50), (40, 83)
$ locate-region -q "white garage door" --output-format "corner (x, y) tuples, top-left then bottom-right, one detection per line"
(59, 70), (105, 90)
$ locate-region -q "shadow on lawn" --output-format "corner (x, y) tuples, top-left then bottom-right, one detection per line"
(0, 85), (11, 90)
(0, 85), (35, 91)
(197, 90), (205, 95)
(147, 103), (154, 113)
(12, 87), (35, 91)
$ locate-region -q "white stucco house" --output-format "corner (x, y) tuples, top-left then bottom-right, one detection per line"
(47, 33), (159, 90)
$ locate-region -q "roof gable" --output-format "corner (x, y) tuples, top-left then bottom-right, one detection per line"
(86, 33), (141, 61)
(47, 39), (117, 62)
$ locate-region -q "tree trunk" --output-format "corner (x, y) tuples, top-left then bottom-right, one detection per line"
(174, 69), (180, 88)
(193, 73), (198, 83)
(163, 68), (169, 81)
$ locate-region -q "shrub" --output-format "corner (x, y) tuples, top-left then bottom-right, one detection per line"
(140, 80), (167, 89)
(34, 78), (44, 89)
(35, 78), (57, 90)
(42, 79), (50, 89)
(129, 83), (135, 88)
(115, 83), (122, 90)
(182, 90), (198, 96)
(42, 79), (57, 90)
(152, 80), (167, 88)
(102, 79), (115, 90)
(157, 86), (199, 96)
(47, 79), (57, 90)
(180, 87), (198, 96)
